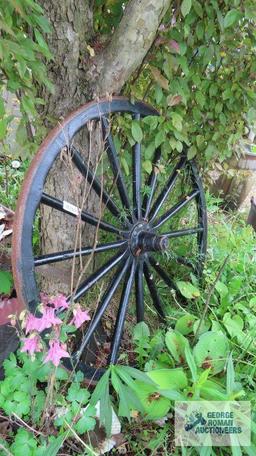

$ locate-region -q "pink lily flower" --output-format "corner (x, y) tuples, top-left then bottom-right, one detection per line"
(50, 294), (69, 310)
(70, 305), (90, 329)
(39, 307), (62, 331)
(25, 313), (44, 334)
(21, 335), (42, 355)
(44, 340), (70, 367)
(25, 308), (62, 334)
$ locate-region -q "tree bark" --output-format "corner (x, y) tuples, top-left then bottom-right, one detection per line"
(38, 0), (172, 295)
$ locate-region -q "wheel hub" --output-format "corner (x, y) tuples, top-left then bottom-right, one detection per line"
(130, 222), (169, 256)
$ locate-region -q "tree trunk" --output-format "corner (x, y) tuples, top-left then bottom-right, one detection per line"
(37, 0), (172, 295)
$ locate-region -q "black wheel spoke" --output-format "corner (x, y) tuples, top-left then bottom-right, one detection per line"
(148, 255), (179, 293)
(161, 226), (204, 239)
(74, 258), (131, 363)
(70, 249), (129, 302)
(34, 240), (127, 266)
(109, 260), (136, 364)
(135, 259), (144, 322)
(142, 148), (161, 219)
(153, 189), (199, 230)
(173, 254), (195, 269)
(41, 192), (127, 236)
(133, 113), (142, 220)
(149, 155), (187, 222)
(71, 146), (125, 221)
(101, 116), (133, 219)
(143, 260), (165, 320)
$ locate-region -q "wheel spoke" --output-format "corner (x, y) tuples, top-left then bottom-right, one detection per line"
(70, 249), (129, 302)
(160, 226), (204, 239)
(133, 114), (142, 220)
(143, 260), (165, 319)
(109, 260), (136, 364)
(153, 189), (199, 230)
(41, 192), (127, 236)
(149, 155), (187, 222)
(34, 240), (127, 266)
(142, 148), (161, 219)
(148, 255), (179, 293)
(74, 258), (131, 363)
(71, 146), (126, 221)
(135, 259), (144, 322)
(101, 116), (133, 219)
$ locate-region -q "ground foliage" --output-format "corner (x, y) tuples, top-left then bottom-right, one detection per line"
(0, 200), (255, 455)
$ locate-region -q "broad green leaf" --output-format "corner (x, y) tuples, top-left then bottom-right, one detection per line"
(131, 121), (143, 143)
(223, 313), (244, 339)
(67, 383), (89, 404)
(223, 9), (242, 28)
(133, 382), (171, 420)
(175, 314), (197, 335)
(155, 129), (165, 148)
(142, 159), (152, 174)
(74, 406), (96, 434)
(193, 331), (229, 375)
(133, 321), (150, 340)
(0, 270), (13, 294)
(181, 0), (192, 17)
(193, 0), (203, 18)
(187, 146), (197, 160)
(171, 112), (183, 131)
(184, 345), (197, 382)
(165, 330), (189, 363)
(215, 281), (229, 299)
(176, 281), (200, 299)
(147, 368), (188, 390)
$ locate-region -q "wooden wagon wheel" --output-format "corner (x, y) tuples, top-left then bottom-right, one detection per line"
(12, 97), (207, 382)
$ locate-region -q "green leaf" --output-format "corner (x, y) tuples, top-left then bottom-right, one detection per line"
(43, 435), (66, 456)
(175, 314), (197, 335)
(155, 130), (165, 148)
(223, 313), (244, 339)
(131, 121), (143, 143)
(142, 159), (152, 174)
(193, 0), (203, 18)
(184, 345), (197, 382)
(74, 406), (96, 434)
(90, 369), (110, 405)
(187, 146), (197, 160)
(176, 281), (200, 299)
(121, 157), (129, 176)
(147, 368), (188, 390)
(118, 366), (156, 386)
(133, 382), (171, 420)
(67, 383), (90, 405)
(193, 331), (229, 375)
(226, 352), (235, 396)
(0, 97), (5, 116)
(223, 9), (242, 28)
(171, 112), (183, 131)
(133, 321), (150, 340)
(181, 0), (192, 17)
(165, 330), (188, 363)
(0, 270), (13, 294)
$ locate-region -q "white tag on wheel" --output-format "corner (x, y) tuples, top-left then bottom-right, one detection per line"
(63, 200), (79, 216)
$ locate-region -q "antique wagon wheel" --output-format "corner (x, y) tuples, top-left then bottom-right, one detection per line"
(12, 97), (207, 381)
